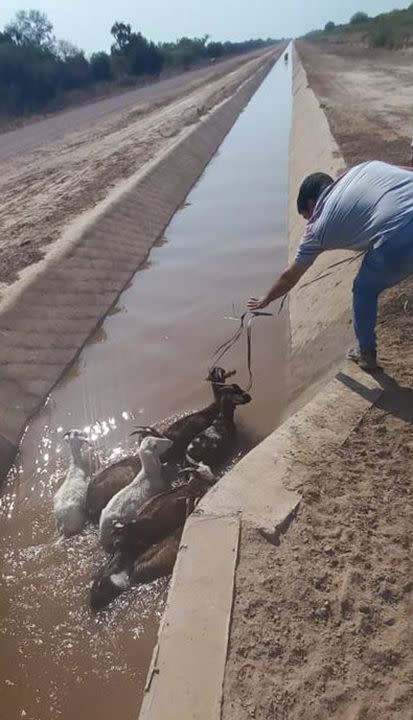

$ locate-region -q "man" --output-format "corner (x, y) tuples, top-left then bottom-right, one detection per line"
(248, 161), (413, 371)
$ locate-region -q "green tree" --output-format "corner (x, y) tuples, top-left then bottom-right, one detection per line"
(61, 54), (91, 90)
(146, 41), (163, 75)
(110, 22), (163, 77)
(110, 22), (133, 54)
(370, 20), (396, 48)
(350, 11), (369, 24)
(127, 32), (149, 75)
(90, 51), (111, 81)
(0, 30), (13, 44)
(207, 41), (224, 58)
(0, 16), (277, 118)
(55, 39), (92, 90)
(324, 21), (336, 31)
(56, 40), (80, 60)
(0, 41), (59, 114)
(5, 9), (55, 49)
(174, 36), (208, 68)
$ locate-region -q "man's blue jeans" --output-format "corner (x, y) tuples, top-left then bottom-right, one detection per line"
(353, 217), (413, 353)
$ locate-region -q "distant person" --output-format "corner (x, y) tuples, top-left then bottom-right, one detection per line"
(248, 161), (413, 371)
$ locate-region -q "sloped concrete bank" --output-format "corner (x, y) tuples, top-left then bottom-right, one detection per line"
(0, 50), (281, 479)
(139, 47), (385, 720)
(287, 47), (359, 407)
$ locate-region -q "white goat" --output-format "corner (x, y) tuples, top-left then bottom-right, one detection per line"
(53, 430), (90, 538)
(99, 435), (173, 553)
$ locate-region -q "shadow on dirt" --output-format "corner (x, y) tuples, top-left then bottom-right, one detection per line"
(337, 369), (413, 425)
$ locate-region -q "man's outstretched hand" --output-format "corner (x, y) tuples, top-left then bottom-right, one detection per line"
(248, 296), (269, 311)
(247, 263), (309, 313)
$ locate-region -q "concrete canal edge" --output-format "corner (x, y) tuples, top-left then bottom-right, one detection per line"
(138, 46), (384, 719)
(0, 49), (282, 480)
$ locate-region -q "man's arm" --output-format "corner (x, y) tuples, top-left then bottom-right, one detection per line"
(248, 261), (309, 310)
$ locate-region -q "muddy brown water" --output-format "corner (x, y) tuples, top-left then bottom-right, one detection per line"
(0, 54), (292, 720)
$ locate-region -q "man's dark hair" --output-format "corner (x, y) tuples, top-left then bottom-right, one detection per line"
(297, 172), (334, 214)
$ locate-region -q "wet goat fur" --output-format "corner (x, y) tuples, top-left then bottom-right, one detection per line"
(86, 456), (141, 522)
(90, 470), (214, 611)
(86, 372), (227, 522)
(186, 385), (251, 468)
(130, 368), (239, 462)
(131, 527), (183, 584)
(90, 550), (132, 612)
(112, 474), (210, 556)
(90, 527), (184, 612)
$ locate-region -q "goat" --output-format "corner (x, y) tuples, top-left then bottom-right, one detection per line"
(98, 435), (173, 553)
(130, 367), (236, 463)
(90, 463), (215, 611)
(186, 384), (251, 469)
(53, 430), (90, 537)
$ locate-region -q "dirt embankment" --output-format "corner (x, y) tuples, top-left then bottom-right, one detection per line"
(0, 52), (267, 136)
(297, 40), (412, 167)
(0, 50), (274, 296)
(222, 44), (413, 720)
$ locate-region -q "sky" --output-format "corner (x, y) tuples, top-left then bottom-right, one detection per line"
(0, 0), (410, 54)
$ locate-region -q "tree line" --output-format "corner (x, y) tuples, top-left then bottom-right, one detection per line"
(0, 9), (278, 118)
(308, 3), (413, 49)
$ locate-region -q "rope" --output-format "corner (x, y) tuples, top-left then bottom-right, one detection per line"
(209, 310), (272, 391)
(209, 251), (365, 392)
(277, 249), (366, 315)
(210, 311), (248, 369)
(298, 249), (366, 291)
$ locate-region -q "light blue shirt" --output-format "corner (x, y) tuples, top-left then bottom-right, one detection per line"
(295, 161), (413, 266)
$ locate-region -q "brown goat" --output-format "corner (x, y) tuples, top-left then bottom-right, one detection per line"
(89, 464), (215, 612)
(131, 527), (183, 585)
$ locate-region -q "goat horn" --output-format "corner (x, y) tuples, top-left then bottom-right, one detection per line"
(178, 466), (195, 475)
(130, 426), (152, 437)
(185, 454), (198, 467)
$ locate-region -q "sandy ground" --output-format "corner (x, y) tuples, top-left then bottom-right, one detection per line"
(0, 50), (270, 296)
(297, 41), (412, 167)
(223, 43), (413, 720)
